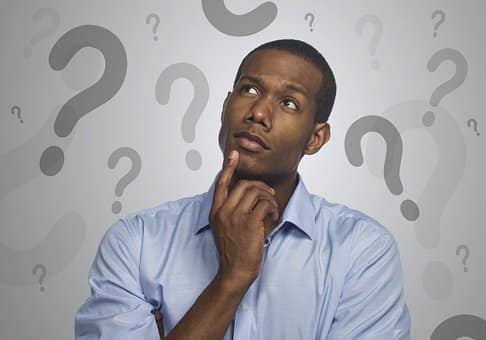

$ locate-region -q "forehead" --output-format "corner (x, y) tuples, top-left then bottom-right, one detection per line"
(239, 48), (322, 97)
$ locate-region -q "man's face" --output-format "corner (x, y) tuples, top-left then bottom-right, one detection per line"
(218, 48), (330, 183)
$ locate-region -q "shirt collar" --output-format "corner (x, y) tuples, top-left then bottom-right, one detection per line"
(194, 172), (315, 240)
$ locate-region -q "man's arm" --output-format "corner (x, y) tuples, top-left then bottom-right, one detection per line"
(166, 150), (279, 339)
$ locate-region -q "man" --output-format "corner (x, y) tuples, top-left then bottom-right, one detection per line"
(75, 39), (411, 339)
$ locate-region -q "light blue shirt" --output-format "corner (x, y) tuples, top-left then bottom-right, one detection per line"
(75, 173), (411, 339)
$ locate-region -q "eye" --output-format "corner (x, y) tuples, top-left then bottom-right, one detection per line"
(282, 98), (298, 110)
(241, 84), (258, 95)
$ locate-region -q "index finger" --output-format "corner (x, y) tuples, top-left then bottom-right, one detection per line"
(211, 150), (239, 212)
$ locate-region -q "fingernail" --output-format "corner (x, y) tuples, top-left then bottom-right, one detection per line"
(229, 150), (236, 160)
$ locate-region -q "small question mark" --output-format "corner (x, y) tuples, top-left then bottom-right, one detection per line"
(202, 0), (277, 36)
(156, 63), (209, 170)
(32, 264), (47, 292)
(467, 118), (480, 136)
(345, 115), (419, 221)
(108, 147), (142, 214)
(41, 25), (127, 177)
(424, 48), (467, 126)
(11, 106), (23, 123)
(23, 8), (60, 58)
(355, 14), (383, 70)
(304, 13), (315, 32)
(431, 10), (446, 38)
(146, 13), (160, 41)
(456, 244), (470, 272)
(431, 314), (486, 339)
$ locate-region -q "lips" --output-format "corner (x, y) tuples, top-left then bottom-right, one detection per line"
(234, 131), (270, 150)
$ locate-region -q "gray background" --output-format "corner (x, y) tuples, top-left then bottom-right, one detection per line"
(1, 0), (485, 339)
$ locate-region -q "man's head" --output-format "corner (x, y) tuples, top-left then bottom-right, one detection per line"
(218, 39), (337, 185)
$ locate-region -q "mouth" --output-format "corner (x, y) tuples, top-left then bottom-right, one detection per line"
(234, 131), (270, 152)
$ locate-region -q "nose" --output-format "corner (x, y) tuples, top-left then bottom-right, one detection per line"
(245, 96), (273, 129)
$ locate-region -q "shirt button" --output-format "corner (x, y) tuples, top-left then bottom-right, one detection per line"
(242, 303), (249, 311)
(264, 239), (270, 246)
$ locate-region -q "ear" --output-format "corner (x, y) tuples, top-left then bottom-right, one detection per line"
(221, 91), (232, 122)
(304, 121), (330, 155)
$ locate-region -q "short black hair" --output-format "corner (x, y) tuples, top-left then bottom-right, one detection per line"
(232, 39), (336, 123)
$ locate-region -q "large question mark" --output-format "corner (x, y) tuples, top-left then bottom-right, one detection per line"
(456, 244), (470, 272)
(362, 100), (466, 300)
(41, 25), (127, 177)
(108, 147), (142, 214)
(23, 8), (60, 58)
(431, 10), (446, 38)
(431, 314), (486, 340)
(305, 13), (315, 32)
(202, 0), (277, 36)
(156, 63), (209, 171)
(32, 264), (47, 292)
(146, 13), (160, 41)
(467, 118), (480, 136)
(355, 14), (383, 70)
(345, 115), (419, 220)
(424, 48), (467, 125)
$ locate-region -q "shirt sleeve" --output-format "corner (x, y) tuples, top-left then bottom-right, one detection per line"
(74, 218), (160, 340)
(326, 224), (412, 340)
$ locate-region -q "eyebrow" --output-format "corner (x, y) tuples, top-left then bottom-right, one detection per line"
(238, 75), (310, 97)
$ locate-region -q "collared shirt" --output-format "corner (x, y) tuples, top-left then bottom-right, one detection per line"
(75, 173), (411, 339)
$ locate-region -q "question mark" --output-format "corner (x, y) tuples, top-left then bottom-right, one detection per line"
(23, 8), (60, 58)
(108, 147), (142, 214)
(345, 115), (419, 221)
(467, 118), (480, 136)
(431, 314), (486, 339)
(41, 25), (127, 177)
(156, 63), (209, 171)
(431, 10), (446, 38)
(11, 106), (23, 123)
(146, 13), (160, 41)
(32, 264), (47, 292)
(424, 48), (467, 126)
(304, 13), (315, 32)
(456, 244), (470, 272)
(202, 0), (277, 36)
(355, 14), (383, 70)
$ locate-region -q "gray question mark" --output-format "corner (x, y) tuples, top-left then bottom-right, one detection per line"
(355, 14), (383, 70)
(108, 147), (142, 214)
(202, 0), (277, 36)
(156, 63), (209, 171)
(11, 106), (23, 123)
(146, 13), (160, 41)
(431, 314), (486, 340)
(32, 264), (46, 292)
(431, 10), (446, 38)
(42, 25), (127, 177)
(467, 118), (480, 136)
(24, 8), (60, 58)
(424, 48), (467, 126)
(305, 13), (315, 32)
(345, 115), (419, 221)
(456, 244), (470, 272)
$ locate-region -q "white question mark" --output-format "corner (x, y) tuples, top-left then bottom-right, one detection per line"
(108, 147), (142, 214)
(432, 10), (446, 38)
(467, 118), (480, 136)
(456, 245), (470, 272)
(305, 13), (315, 32)
(32, 264), (47, 292)
(11, 106), (23, 123)
(24, 8), (60, 58)
(355, 14), (383, 70)
(146, 13), (160, 41)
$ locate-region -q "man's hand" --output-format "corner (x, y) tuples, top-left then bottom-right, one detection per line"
(209, 150), (279, 289)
